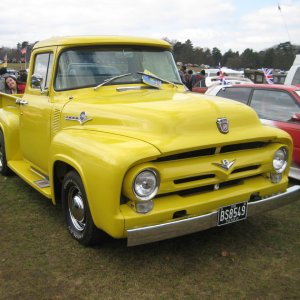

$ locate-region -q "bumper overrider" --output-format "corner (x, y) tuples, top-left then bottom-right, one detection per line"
(127, 185), (300, 246)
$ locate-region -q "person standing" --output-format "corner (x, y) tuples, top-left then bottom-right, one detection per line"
(179, 65), (187, 84)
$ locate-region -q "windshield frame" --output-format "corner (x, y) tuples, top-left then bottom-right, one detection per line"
(54, 45), (182, 91)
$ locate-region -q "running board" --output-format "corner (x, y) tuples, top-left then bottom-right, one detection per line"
(8, 160), (51, 198)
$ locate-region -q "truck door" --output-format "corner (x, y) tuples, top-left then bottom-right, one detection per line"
(19, 51), (54, 174)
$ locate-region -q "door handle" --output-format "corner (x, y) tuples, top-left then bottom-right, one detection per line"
(16, 99), (28, 105)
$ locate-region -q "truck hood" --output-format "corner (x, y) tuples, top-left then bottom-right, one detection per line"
(60, 89), (276, 154)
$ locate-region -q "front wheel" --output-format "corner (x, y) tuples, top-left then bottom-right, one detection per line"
(62, 171), (100, 246)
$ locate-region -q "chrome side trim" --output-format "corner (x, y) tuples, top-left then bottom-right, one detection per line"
(127, 185), (300, 246)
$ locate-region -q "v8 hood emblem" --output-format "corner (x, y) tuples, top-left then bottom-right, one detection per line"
(212, 159), (236, 171)
(65, 111), (92, 125)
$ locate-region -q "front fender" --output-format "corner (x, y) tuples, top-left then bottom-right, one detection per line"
(49, 129), (161, 238)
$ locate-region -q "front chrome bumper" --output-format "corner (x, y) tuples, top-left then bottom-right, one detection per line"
(127, 185), (300, 246)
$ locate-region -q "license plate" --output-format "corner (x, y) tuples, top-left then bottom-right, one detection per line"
(217, 202), (248, 226)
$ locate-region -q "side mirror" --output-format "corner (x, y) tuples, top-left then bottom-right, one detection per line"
(291, 113), (300, 122)
(31, 73), (43, 90)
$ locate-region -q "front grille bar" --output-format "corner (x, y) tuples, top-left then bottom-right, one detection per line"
(177, 179), (243, 197)
(174, 174), (215, 184)
(155, 142), (268, 162)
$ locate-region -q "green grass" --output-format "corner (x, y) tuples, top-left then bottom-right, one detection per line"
(1, 174), (300, 299)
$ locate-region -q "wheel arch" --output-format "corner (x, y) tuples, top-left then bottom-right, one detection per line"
(52, 160), (77, 206)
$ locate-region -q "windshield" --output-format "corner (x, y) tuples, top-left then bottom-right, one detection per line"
(54, 46), (181, 91)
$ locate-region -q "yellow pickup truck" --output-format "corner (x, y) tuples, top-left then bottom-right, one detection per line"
(0, 36), (299, 246)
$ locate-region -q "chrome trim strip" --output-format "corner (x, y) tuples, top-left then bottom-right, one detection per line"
(116, 86), (156, 92)
(65, 111), (92, 125)
(127, 185), (300, 246)
(30, 167), (49, 180)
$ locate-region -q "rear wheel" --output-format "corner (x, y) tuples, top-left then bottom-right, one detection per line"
(0, 130), (12, 176)
(62, 171), (100, 246)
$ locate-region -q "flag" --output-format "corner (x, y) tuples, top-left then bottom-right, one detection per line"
(218, 62), (227, 85)
(20, 47), (27, 55)
(262, 68), (274, 84)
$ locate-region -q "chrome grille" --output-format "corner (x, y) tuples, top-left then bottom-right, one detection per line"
(151, 141), (274, 198)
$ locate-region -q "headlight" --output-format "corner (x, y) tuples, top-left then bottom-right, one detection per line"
(273, 147), (288, 174)
(133, 169), (159, 201)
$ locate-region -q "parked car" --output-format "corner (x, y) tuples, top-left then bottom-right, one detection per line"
(192, 76), (253, 94)
(285, 54), (300, 87)
(206, 84), (300, 180)
(5, 68), (19, 77)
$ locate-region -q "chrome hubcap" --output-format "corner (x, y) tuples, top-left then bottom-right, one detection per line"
(68, 187), (85, 231)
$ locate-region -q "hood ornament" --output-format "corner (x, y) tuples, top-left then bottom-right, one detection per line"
(213, 159), (236, 171)
(216, 118), (229, 134)
(65, 111), (92, 125)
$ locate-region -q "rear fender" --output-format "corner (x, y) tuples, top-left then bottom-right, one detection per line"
(0, 93), (22, 161)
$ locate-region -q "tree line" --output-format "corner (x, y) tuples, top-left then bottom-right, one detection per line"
(1, 39), (299, 70)
(164, 38), (299, 70)
(0, 41), (36, 64)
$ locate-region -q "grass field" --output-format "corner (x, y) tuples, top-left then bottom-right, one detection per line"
(1, 174), (300, 300)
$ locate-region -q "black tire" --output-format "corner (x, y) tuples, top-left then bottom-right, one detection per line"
(62, 171), (100, 246)
(0, 130), (12, 176)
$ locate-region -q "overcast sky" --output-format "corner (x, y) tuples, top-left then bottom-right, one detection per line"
(1, 0), (300, 53)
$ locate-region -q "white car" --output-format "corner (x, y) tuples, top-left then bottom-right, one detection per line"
(192, 76), (253, 94)
(206, 76), (253, 88)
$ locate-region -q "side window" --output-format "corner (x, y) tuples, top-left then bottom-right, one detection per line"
(216, 87), (251, 104)
(250, 89), (299, 121)
(31, 53), (53, 90)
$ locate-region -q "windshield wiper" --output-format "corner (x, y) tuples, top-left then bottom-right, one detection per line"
(94, 73), (132, 90)
(137, 72), (178, 88)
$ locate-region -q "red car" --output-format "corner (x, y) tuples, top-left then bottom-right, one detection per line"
(206, 84), (300, 180)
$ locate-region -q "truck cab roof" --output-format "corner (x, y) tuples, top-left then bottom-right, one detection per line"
(33, 36), (171, 49)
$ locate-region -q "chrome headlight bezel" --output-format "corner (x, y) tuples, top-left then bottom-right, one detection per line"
(273, 147), (288, 174)
(132, 168), (159, 201)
